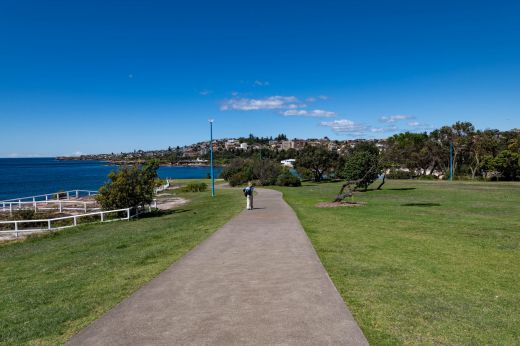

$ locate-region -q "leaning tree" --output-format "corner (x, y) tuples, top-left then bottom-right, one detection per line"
(334, 142), (384, 202)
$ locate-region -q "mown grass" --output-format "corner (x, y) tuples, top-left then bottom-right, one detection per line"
(0, 188), (243, 345)
(169, 178), (225, 186)
(272, 180), (520, 345)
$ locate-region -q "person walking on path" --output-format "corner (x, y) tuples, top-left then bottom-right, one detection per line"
(243, 182), (254, 210)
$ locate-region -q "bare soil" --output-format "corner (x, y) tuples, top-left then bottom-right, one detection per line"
(315, 201), (366, 208)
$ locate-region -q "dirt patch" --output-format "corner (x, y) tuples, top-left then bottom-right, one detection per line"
(156, 197), (189, 210)
(316, 201), (366, 208)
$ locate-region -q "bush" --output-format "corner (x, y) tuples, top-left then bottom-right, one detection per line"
(183, 183), (208, 192)
(96, 160), (159, 210)
(12, 209), (37, 220)
(223, 157), (282, 186)
(276, 171), (301, 186)
(387, 169), (414, 179)
(228, 172), (248, 187)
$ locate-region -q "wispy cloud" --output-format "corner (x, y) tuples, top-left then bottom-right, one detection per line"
(253, 80), (270, 87)
(305, 95), (329, 102)
(320, 119), (368, 135)
(282, 109), (336, 117)
(370, 125), (399, 133)
(321, 119), (402, 136)
(199, 89), (213, 96)
(407, 121), (434, 131)
(220, 96), (301, 111)
(380, 114), (415, 123)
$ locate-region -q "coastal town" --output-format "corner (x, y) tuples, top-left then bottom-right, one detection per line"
(58, 135), (386, 164)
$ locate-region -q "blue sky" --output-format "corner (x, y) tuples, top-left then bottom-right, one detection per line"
(1, 0), (519, 157)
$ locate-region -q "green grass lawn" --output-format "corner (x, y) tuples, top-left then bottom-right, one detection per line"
(169, 178), (226, 186)
(273, 180), (520, 345)
(0, 188), (243, 345)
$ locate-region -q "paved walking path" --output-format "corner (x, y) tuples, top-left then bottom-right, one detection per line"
(67, 189), (368, 345)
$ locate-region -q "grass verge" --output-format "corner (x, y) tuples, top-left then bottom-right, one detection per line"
(0, 188), (243, 345)
(272, 180), (520, 345)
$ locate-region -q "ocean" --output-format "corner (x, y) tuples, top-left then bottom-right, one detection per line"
(0, 158), (222, 201)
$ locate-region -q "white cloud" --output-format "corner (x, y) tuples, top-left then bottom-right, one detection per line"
(371, 125), (399, 133)
(320, 119), (368, 135)
(407, 121), (434, 132)
(321, 119), (402, 136)
(305, 95), (329, 102)
(282, 109), (336, 117)
(253, 80), (270, 86)
(220, 96), (300, 111)
(199, 89), (212, 96)
(380, 114), (415, 123)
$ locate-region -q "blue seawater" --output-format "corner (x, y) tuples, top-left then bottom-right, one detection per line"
(0, 158), (222, 200)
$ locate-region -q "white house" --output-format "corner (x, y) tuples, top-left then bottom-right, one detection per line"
(281, 159), (296, 167)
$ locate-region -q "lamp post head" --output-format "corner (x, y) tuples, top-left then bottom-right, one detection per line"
(208, 118), (214, 123)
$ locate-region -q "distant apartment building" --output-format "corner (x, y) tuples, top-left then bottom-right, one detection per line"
(240, 143), (248, 150)
(281, 140), (295, 150)
(225, 139), (239, 150)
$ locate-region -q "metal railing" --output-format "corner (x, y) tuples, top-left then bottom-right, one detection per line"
(0, 208), (133, 238)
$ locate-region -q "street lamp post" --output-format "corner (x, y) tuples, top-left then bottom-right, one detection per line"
(209, 119), (215, 197)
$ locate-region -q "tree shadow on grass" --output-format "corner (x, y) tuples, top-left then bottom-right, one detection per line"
(401, 203), (441, 207)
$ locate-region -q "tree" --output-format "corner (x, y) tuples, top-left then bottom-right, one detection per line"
(334, 142), (382, 202)
(252, 158), (282, 186)
(221, 157), (283, 186)
(295, 145), (336, 182)
(386, 132), (430, 176)
(493, 150), (520, 180)
(96, 160), (159, 210)
(342, 142), (381, 190)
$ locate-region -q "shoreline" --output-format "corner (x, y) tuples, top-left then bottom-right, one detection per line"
(55, 157), (223, 168)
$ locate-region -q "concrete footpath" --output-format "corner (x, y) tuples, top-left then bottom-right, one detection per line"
(67, 189), (368, 345)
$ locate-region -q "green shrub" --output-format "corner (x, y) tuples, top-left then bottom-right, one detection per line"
(418, 175), (437, 180)
(387, 169), (414, 179)
(96, 160), (159, 210)
(183, 183), (208, 192)
(223, 157), (282, 186)
(228, 172), (248, 187)
(276, 171), (301, 187)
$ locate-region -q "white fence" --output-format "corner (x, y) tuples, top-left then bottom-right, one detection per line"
(154, 179), (170, 193)
(1, 190), (98, 203)
(1, 200), (100, 214)
(0, 208), (133, 238)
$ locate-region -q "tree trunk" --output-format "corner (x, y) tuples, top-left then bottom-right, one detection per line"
(377, 174), (386, 190)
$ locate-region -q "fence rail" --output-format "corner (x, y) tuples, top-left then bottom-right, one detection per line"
(1, 190), (98, 203)
(154, 179), (170, 193)
(1, 200), (100, 213)
(0, 208), (133, 238)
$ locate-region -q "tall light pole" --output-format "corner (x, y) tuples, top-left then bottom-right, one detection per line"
(209, 119), (215, 197)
